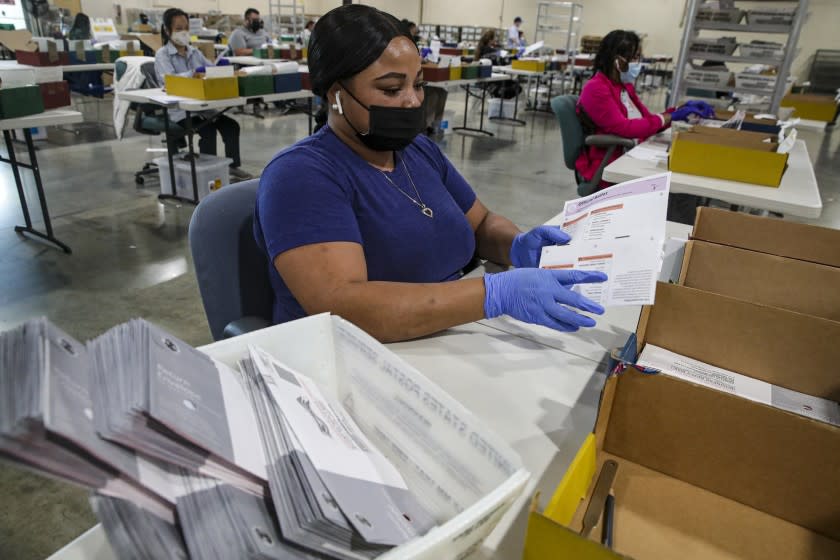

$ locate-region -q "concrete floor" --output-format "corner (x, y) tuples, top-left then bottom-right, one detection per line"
(0, 89), (838, 558)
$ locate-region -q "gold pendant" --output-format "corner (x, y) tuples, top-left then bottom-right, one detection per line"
(422, 206), (434, 218)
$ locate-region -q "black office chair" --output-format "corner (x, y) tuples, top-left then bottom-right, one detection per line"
(115, 59), (188, 185)
(550, 94), (635, 196)
(189, 179), (274, 341)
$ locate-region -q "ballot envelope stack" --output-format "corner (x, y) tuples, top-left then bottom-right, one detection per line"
(0, 317), (435, 559)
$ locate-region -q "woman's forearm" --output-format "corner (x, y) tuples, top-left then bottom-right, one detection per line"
(475, 212), (521, 266)
(304, 277), (487, 343)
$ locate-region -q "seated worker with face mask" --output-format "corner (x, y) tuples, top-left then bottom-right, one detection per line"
(228, 8), (270, 56)
(254, 5), (609, 343)
(155, 8), (249, 178)
(575, 30), (713, 221)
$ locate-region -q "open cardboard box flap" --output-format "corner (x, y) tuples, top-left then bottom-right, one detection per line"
(692, 207), (840, 268)
(525, 282), (840, 560)
(636, 283), (840, 401)
(679, 240), (840, 321)
(0, 30), (36, 52)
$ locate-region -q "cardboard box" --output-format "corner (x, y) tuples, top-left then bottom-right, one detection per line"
(122, 33), (163, 54)
(38, 81), (71, 109)
(68, 50), (98, 64)
(0, 85), (44, 119)
(692, 207), (840, 268)
(299, 71), (310, 90)
(237, 74), (274, 96)
(711, 109), (781, 134)
(512, 58), (546, 72)
(15, 49), (69, 66)
(0, 30), (35, 54)
(669, 126), (788, 187)
(524, 282), (840, 560)
(781, 93), (839, 122)
(273, 72), (302, 93)
(192, 40), (216, 62)
(679, 240), (840, 320)
(449, 65), (462, 80)
(164, 75), (239, 100)
(422, 64), (450, 82)
(478, 64), (492, 78)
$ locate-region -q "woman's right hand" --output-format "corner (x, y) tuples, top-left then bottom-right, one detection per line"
(483, 268), (607, 332)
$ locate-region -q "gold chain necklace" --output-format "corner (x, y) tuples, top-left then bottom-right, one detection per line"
(379, 156), (434, 218)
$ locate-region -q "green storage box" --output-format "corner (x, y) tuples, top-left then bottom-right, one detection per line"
(253, 47), (278, 59)
(0, 85), (45, 119)
(237, 75), (275, 97)
(462, 64), (479, 79)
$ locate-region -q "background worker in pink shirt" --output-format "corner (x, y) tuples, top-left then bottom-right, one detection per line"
(576, 29), (713, 223)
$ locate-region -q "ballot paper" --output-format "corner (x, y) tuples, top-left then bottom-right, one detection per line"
(248, 345), (435, 548)
(636, 344), (840, 427)
(91, 494), (188, 560)
(87, 319), (267, 495)
(0, 318), (177, 522)
(540, 172), (671, 306)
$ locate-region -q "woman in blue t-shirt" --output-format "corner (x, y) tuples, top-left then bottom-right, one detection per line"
(254, 4), (607, 343)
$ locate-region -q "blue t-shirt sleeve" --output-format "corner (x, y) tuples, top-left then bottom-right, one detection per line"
(256, 150), (362, 261)
(414, 135), (477, 213)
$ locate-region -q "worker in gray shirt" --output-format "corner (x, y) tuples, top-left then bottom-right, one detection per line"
(228, 8), (270, 55)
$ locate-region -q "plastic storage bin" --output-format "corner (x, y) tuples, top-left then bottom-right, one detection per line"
(745, 8), (795, 25)
(489, 97), (517, 119)
(735, 72), (777, 92)
(739, 43), (784, 59)
(684, 67), (733, 89)
(154, 154), (232, 201)
(695, 8), (743, 24)
(689, 38), (737, 56)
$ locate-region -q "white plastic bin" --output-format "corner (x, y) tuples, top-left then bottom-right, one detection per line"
(689, 38), (738, 56)
(745, 8), (795, 26)
(738, 43), (784, 59)
(489, 97), (517, 119)
(696, 8), (743, 24)
(735, 72), (777, 93)
(154, 154), (232, 201)
(685, 68), (733, 90)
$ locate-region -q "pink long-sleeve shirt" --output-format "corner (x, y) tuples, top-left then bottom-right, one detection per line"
(575, 71), (667, 185)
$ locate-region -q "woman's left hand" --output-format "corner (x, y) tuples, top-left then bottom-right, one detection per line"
(509, 225), (571, 268)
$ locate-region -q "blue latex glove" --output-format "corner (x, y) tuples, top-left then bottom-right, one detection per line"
(510, 226), (571, 268)
(671, 105), (703, 122)
(216, 58), (230, 66)
(194, 66), (206, 74)
(683, 99), (715, 119)
(484, 268), (607, 332)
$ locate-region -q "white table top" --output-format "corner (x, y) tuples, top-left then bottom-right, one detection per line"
(116, 87), (313, 111)
(226, 55), (285, 66)
(0, 59), (114, 73)
(0, 108), (83, 131)
(46, 207), (693, 559)
(604, 138), (822, 219)
(493, 65), (563, 77)
(424, 72), (510, 89)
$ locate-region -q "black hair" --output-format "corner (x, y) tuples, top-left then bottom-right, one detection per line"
(399, 19), (416, 34)
(245, 8), (259, 18)
(514, 17), (522, 23)
(161, 8), (188, 44)
(68, 13), (91, 40)
(305, 20), (315, 29)
(593, 29), (641, 76)
(309, 5), (413, 131)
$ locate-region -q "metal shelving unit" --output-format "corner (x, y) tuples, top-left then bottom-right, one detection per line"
(534, 2), (583, 53)
(268, 0), (304, 39)
(671, 0), (809, 113)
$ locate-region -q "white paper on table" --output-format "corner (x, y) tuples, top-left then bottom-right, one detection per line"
(636, 344), (840, 427)
(539, 172), (671, 306)
(626, 144), (668, 163)
(204, 65), (235, 78)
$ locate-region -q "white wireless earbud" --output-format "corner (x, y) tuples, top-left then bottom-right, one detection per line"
(332, 91), (344, 115)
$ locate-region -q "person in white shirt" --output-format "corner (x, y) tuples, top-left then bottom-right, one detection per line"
(507, 17), (522, 48)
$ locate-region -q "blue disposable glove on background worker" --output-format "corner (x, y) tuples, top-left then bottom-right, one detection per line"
(510, 226), (571, 268)
(484, 268), (607, 331)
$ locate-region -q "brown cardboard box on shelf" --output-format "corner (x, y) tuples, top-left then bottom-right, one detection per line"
(192, 40), (216, 62)
(668, 126), (788, 187)
(679, 239), (840, 321)
(523, 282), (840, 560)
(121, 33), (162, 54)
(692, 207), (840, 268)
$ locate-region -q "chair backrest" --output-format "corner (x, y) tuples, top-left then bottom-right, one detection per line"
(189, 179), (274, 341)
(550, 94), (584, 172)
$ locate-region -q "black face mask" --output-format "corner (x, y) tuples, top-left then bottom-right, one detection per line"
(249, 19), (262, 32)
(337, 83), (425, 152)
